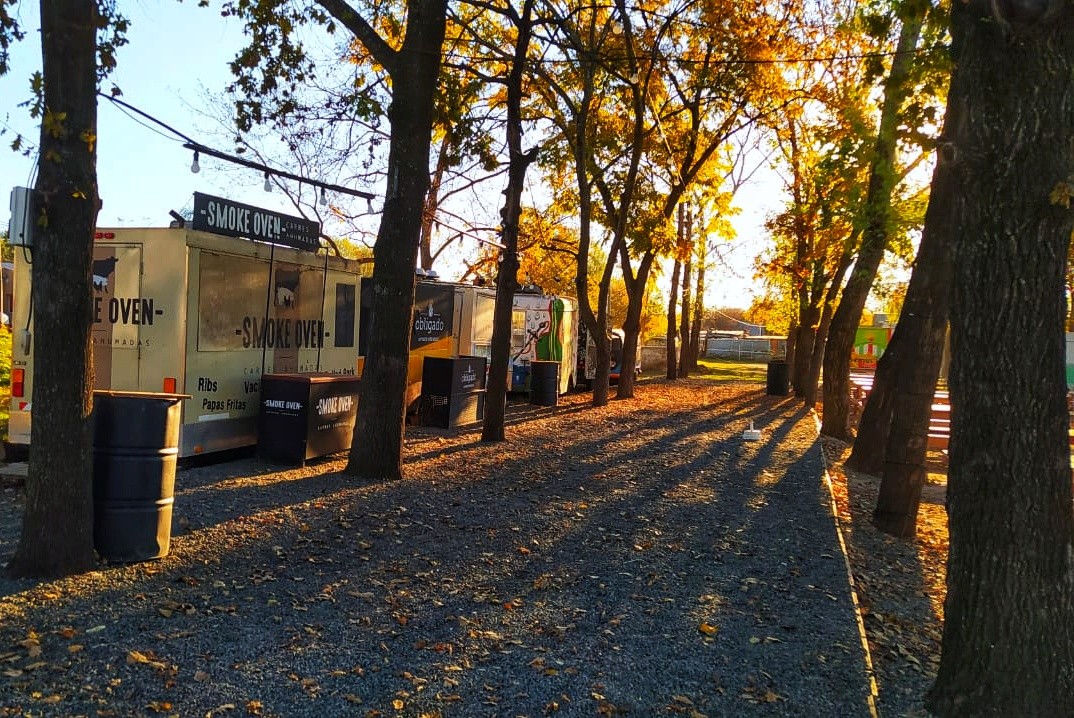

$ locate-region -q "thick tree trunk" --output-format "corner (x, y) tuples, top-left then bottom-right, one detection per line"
(820, 14), (923, 440)
(617, 252), (653, 398)
(926, 2), (1074, 712)
(482, 0), (536, 443)
(792, 321), (817, 397)
(844, 341), (899, 475)
(8, 0), (99, 578)
(852, 141), (954, 502)
(346, 0), (447, 479)
(784, 317), (798, 381)
(666, 258), (680, 380)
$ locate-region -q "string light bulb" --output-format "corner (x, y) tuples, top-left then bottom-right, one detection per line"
(263, 172), (272, 192)
(366, 197), (373, 213)
(319, 187), (327, 206)
(190, 151), (200, 174)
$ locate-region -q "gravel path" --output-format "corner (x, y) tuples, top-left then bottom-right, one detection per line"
(0, 381), (875, 717)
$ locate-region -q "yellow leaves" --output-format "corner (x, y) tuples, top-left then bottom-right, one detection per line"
(80, 127), (97, 153)
(698, 621), (719, 636)
(19, 636), (41, 658)
(245, 698), (264, 715)
(126, 650), (168, 672)
(1051, 181), (1074, 208)
(42, 109), (67, 138)
(158, 599), (196, 618)
(528, 656), (562, 676)
(741, 687), (784, 704)
(668, 694), (706, 717)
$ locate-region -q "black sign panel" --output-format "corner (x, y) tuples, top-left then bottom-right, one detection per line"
(192, 192), (321, 252)
(412, 282), (455, 349)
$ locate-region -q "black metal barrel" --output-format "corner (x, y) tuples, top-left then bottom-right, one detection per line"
(92, 391), (188, 562)
(530, 360), (560, 407)
(766, 359), (789, 396)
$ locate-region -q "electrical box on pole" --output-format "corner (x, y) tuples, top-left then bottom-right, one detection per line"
(8, 186), (34, 247)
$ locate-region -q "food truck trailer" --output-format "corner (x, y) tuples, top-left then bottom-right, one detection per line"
(509, 292), (578, 394)
(9, 193), (365, 458)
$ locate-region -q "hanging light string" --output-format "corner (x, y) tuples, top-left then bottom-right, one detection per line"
(98, 92), (377, 201)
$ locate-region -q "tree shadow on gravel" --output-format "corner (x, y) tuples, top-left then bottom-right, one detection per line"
(0, 382), (875, 717)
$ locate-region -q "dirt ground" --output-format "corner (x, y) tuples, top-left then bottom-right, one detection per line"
(0, 378), (945, 716)
(822, 436), (948, 717)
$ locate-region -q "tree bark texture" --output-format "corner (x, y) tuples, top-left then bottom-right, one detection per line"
(820, 13), (924, 440)
(347, 0), (447, 479)
(689, 252), (705, 371)
(617, 251), (653, 398)
(8, 0), (99, 577)
(849, 139), (954, 485)
(844, 335), (900, 475)
(482, 0), (536, 443)
(677, 252), (692, 378)
(803, 251), (852, 407)
(666, 258), (680, 381)
(419, 131), (452, 270)
(926, 1), (1074, 712)
(865, 149), (954, 534)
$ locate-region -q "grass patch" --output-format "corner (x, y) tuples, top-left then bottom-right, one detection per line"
(639, 358), (770, 383)
(692, 357), (769, 382)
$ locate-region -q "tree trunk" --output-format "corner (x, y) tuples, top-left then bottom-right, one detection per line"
(820, 13), (923, 440)
(482, 0), (536, 443)
(419, 131), (452, 270)
(346, 0), (447, 479)
(666, 258), (680, 380)
(617, 252), (653, 398)
(783, 316), (798, 381)
(8, 0), (99, 578)
(926, 2), (1074, 712)
(849, 143), (954, 486)
(677, 252), (692, 378)
(792, 322), (817, 397)
(844, 339), (899, 475)
(803, 251), (852, 407)
(689, 251), (705, 371)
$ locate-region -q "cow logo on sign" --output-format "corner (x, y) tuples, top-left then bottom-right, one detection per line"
(275, 268), (300, 309)
(93, 256), (119, 292)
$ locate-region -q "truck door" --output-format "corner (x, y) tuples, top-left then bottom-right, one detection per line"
(91, 244), (143, 390)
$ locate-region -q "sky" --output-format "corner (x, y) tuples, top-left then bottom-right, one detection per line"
(0, 1), (779, 309)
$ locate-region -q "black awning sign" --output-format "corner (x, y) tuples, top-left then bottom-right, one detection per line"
(192, 192), (321, 252)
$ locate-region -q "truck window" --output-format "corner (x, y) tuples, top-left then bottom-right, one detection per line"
(335, 283), (356, 348)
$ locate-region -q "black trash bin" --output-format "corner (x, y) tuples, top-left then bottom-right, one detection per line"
(419, 356), (487, 428)
(92, 390), (188, 562)
(766, 359), (789, 396)
(530, 360), (560, 407)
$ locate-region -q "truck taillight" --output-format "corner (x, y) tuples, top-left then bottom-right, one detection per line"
(163, 377), (177, 393)
(12, 368), (24, 398)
